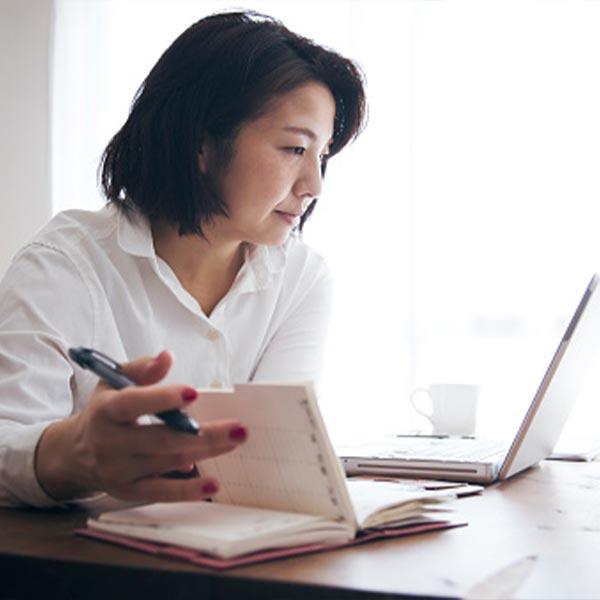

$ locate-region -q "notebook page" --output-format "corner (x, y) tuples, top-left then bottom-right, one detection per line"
(189, 383), (356, 526)
(346, 479), (455, 529)
(90, 501), (354, 558)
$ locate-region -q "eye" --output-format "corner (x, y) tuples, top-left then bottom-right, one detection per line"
(320, 153), (330, 164)
(284, 146), (306, 156)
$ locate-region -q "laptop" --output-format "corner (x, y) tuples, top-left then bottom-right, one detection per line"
(338, 274), (600, 484)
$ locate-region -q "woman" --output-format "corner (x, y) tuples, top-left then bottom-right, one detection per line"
(0, 10), (365, 507)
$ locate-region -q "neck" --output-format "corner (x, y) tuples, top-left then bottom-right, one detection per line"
(151, 220), (245, 314)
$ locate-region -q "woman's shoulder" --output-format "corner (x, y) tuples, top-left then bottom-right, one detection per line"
(24, 206), (119, 255)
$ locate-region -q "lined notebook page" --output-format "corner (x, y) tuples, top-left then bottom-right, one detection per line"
(189, 383), (355, 524)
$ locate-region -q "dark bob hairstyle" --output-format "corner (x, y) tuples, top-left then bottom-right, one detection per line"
(100, 10), (366, 236)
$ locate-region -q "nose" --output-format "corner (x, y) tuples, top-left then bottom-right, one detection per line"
(293, 155), (323, 202)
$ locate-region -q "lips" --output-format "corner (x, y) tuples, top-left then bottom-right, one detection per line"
(275, 210), (301, 225)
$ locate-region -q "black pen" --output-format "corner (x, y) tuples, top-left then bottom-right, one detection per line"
(68, 346), (200, 435)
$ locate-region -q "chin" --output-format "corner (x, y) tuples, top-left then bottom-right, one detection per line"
(265, 233), (292, 246)
(249, 230), (292, 247)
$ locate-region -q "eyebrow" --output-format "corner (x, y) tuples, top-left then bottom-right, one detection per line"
(282, 126), (333, 146)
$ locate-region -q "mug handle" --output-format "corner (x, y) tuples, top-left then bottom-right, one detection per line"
(410, 387), (434, 423)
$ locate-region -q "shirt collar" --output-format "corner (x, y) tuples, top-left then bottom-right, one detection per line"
(114, 204), (292, 290)
(239, 235), (293, 292)
(115, 206), (156, 258)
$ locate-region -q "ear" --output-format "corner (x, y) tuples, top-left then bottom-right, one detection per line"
(198, 133), (216, 174)
(197, 147), (208, 174)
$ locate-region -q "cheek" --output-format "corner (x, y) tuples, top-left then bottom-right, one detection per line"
(236, 156), (289, 201)
(219, 143), (293, 218)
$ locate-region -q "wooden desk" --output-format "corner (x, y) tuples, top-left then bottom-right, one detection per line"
(2, 460), (600, 599)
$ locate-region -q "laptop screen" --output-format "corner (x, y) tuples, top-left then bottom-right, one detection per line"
(500, 275), (600, 479)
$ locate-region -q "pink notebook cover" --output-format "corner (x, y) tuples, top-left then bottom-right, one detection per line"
(76, 520), (465, 570)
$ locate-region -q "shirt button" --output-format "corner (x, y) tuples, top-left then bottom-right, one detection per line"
(207, 329), (220, 342)
(210, 379), (223, 389)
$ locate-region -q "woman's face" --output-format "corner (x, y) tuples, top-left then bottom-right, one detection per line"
(199, 81), (335, 246)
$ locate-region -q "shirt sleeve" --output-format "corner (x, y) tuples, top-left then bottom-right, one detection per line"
(0, 243), (96, 507)
(251, 257), (333, 386)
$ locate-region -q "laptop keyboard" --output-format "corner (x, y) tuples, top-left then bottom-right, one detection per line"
(384, 437), (509, 461)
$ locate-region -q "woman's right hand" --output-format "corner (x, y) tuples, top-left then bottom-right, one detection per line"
(35, 350), (246, 503)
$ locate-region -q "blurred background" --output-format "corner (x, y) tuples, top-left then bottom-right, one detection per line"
(3, 0), (600, 443)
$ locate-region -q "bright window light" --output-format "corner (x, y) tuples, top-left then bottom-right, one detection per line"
(52, 0), (600, 443)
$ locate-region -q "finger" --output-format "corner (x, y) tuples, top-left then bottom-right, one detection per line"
(118, 476), (220, 503)
(162, 464), (199, 480)
(102, 452), (200, 483)
(120, 350), (173, 386)
(92, 421), (245, 485)
(124, 420), (247, 457)
(126, 451), (197, 479)
(101, 383), (198, 424)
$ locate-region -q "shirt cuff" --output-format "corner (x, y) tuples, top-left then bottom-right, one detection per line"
(0, 421), (66, 507)
(0, 422), (117, 509)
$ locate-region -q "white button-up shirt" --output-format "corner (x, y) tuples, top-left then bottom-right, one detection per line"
(0, 206), (332, 507)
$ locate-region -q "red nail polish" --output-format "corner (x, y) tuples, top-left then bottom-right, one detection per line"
(229, 426), (247, 441)
(202, 481), (218, 495)
(181, 388), (198, 402)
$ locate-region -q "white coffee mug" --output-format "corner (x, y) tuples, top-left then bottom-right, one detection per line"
(410, 384), (479, 436)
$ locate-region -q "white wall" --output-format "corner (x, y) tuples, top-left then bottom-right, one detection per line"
(0, 0), (53, 275)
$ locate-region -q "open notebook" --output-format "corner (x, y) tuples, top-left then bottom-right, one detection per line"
(80, 383), (462, 568)
(339, 274), (600, 483)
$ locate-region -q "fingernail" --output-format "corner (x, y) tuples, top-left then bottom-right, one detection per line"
(229, 426), (247, 441)
(181, 387), (198, 402)
(202, 481), (218, 495)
